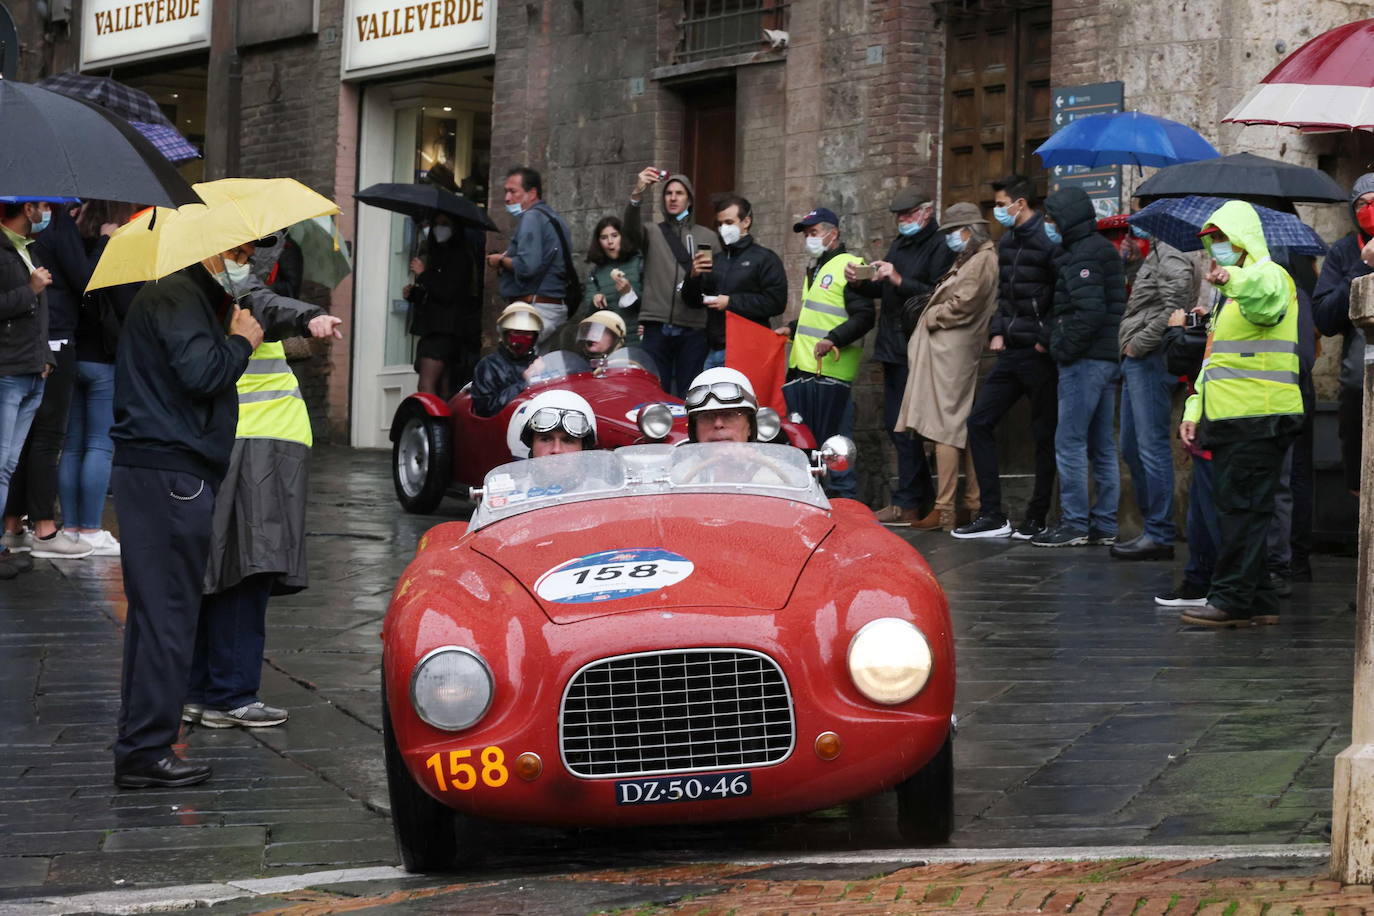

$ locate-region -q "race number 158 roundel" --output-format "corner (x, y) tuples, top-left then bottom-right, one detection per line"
(535, 548), (695, 604)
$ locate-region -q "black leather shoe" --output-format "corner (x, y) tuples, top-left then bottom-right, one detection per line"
(1110, 535), (1175, 561)
(114, 755), (212, 789)
(1179, 604), (1253, 628)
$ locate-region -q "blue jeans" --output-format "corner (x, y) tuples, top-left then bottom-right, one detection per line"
(0, 374), (45, 517)
(641, 323), (709, 397)
(1120, 350), (1177, 543)
(188, 573), (275, 710)
(1183, 454), (1218, 590)
(702, 348), (726, 371)
(1054, 359), (1120, 534)
(58, 361), (116, 530)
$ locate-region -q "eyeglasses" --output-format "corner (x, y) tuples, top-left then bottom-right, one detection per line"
(685, 381), (757, 410)
(527, 407), (592, 439)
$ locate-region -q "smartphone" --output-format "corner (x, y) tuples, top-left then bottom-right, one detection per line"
(1186, 311), (1205, 330)
(657, 169), (669, 180)
(851, 263), (876, 280)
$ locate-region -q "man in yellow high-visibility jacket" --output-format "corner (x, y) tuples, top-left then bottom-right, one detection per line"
(775, 207), (875, 500)
(1178, 200), (1305, 629)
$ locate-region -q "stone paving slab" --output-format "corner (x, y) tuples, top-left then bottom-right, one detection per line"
(0, 446), (1359, 901)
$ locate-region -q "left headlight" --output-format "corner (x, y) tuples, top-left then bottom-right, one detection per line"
(847, 618), (933, 705)
(410, 646), (494, 731)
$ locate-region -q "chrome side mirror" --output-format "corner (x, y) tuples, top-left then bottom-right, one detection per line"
(636, 402), (674, 442)
(815, 435), (856, 476)
(755, 407), (782, 443)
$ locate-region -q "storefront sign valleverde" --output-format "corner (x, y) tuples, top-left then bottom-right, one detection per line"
(80, 0), (212, 70)
(343, 0), (494, 80)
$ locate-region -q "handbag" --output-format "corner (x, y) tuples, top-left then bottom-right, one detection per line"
(900, 292), (932, 339)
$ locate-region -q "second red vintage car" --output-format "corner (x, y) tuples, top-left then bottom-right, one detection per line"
(389, 349), (815, 513)
(381, 441), (956, 871)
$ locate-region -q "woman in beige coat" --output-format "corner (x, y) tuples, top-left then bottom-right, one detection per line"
(896, 202), (1000, 531)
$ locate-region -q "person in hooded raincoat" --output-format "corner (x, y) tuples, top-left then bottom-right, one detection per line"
(623, 168), (719, 396)
(183, 255), (344, 730)
(1177, 200), (1305, 629)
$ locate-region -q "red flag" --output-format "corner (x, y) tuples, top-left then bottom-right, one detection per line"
(724, 311), (787, 413)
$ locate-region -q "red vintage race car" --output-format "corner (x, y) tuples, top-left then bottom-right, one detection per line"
(381, 441), (956, 872)
(388, 348), (816, 513)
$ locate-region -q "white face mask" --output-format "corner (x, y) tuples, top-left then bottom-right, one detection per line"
(804, 235), (827, 258)
(431, 225), (453, 243)
(211, 258), (252, 296)
(718, 224), (742, 246)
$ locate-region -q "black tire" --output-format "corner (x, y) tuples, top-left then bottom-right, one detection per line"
(392, 408), (451, 514)
(382, 683), (459, 872)
(895, 731), (954, 845)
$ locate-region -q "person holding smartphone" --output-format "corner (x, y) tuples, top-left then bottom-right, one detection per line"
(680, 194), (787, 370)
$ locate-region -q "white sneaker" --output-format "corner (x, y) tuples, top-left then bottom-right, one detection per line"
(30, 532), (96, 559)
(1, 529), (32, 553)
(78, 530), (121, 557)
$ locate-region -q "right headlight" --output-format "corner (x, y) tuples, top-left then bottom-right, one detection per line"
(410, 646), (493, 730)
(847, 618), (933, 705)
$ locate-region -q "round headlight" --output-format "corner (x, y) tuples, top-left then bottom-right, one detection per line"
(637, 402), (674, 441)
(755, 407), (782, 443)
(847, 618), (932, 705)
(410, 647), (493, 731)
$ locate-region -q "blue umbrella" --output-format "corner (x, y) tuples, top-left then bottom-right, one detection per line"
(1127, 195), (1327, 256)
(1035, 111), (1220, 169)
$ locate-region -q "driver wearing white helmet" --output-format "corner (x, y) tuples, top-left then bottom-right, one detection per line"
(506, 389), (599, 459)
(576, 310), (626, 360)
(684, 366), (758, 443)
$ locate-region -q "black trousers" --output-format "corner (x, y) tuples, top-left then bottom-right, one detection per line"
(4, 342), (75, 522)
(1209, 435), (1292, 617)
(1339, 386), (1362, 492)
(965, 348), (1058, 520)
(112, 465), (216, 769)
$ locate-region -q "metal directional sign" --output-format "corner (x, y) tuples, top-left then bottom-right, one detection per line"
(1049, 81), (1124, 218)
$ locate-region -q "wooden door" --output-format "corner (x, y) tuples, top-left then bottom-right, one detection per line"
(941, 5), (1052, 214)
(681, 85), (738, 216)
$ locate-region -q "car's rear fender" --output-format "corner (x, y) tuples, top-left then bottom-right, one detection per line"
(389, 393), (452, 442)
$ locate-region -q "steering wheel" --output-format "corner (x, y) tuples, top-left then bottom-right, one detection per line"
(675, 449), (795, 485)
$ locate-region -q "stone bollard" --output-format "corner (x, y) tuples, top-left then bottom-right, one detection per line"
(1332, 272), (1374, 884)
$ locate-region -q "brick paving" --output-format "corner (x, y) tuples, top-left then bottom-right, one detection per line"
(0, 445), (1359, 904)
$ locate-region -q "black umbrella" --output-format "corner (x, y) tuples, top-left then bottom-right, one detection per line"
(355, 182), (499, 232)
(1135, 152), (1345, 203)
(0, 81), (199, 208)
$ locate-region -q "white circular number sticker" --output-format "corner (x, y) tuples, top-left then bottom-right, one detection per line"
(535, 548), (695, 604)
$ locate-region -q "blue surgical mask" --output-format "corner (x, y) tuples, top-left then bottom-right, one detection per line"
(1044, 221), (1062, 245)
(993, 206), (1015, 228)
(505, 202), (524, 216)
(897, 220), (921, 237)
(674, 209), (690, 222)
(945, 232), (966, 253)
(1211, 240), (1241, 266)
(31, 209), (52, 234)
(1130, 225), (1149, 239)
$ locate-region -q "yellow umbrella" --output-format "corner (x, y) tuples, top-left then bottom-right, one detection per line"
(87, 177), (339, 291)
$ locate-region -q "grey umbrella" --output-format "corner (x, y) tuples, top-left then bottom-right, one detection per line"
(1135, 152), (1345, 204)
(0, 81), (199, 208)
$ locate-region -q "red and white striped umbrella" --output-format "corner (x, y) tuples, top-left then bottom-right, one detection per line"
(1223, 18), (1374, 132)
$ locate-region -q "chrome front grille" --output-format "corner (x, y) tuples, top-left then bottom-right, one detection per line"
(560, 649), (795, 778)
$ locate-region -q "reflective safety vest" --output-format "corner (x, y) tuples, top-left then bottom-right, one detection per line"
(1195, 278), (1303, 424)
(236, 340), (312, 446)
(788, 252), (864, 382)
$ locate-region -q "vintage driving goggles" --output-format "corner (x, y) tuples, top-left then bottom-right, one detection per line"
(527, 407), (593, 439)
(684, 381), (757, 410)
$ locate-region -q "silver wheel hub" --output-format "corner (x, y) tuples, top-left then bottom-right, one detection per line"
(396, 418), (430, 498)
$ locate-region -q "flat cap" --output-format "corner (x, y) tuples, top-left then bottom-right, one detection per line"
(889, 186), (933, 212)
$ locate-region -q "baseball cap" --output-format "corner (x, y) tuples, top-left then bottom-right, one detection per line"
(792, 207), (840, 233)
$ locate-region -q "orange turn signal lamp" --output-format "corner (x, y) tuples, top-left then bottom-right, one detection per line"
(814, 731), (842, 761)
(515, 752), (543, 781)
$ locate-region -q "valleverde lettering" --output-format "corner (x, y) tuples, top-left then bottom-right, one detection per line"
(93, 0), (202, 36)
(354, 0), (485, 42)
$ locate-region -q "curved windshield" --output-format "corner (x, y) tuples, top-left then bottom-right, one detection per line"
(595, 347), (658, 378)
(526, 351), (592, 385)
(469, 443), (827, 530)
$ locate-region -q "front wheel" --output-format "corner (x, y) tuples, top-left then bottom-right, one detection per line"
(392, 408), (451, 514)
(895, 731), (954, 845)
(382, 683), (459, 872)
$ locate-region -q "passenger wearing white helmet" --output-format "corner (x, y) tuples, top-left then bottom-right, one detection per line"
(471, 303), (545, 417)
(505, 390), (598, 459)
(576, 310), (625, 360)
(685, 366), (758, 443)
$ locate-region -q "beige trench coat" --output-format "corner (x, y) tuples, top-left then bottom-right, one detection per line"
(895, 240), (999, 448)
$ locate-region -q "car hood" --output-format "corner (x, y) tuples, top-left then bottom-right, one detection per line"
(469, 494), (835, 623)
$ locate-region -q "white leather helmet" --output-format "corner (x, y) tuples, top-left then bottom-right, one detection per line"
(684, 366), (758, 442)
(505, 389), (598, 459)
